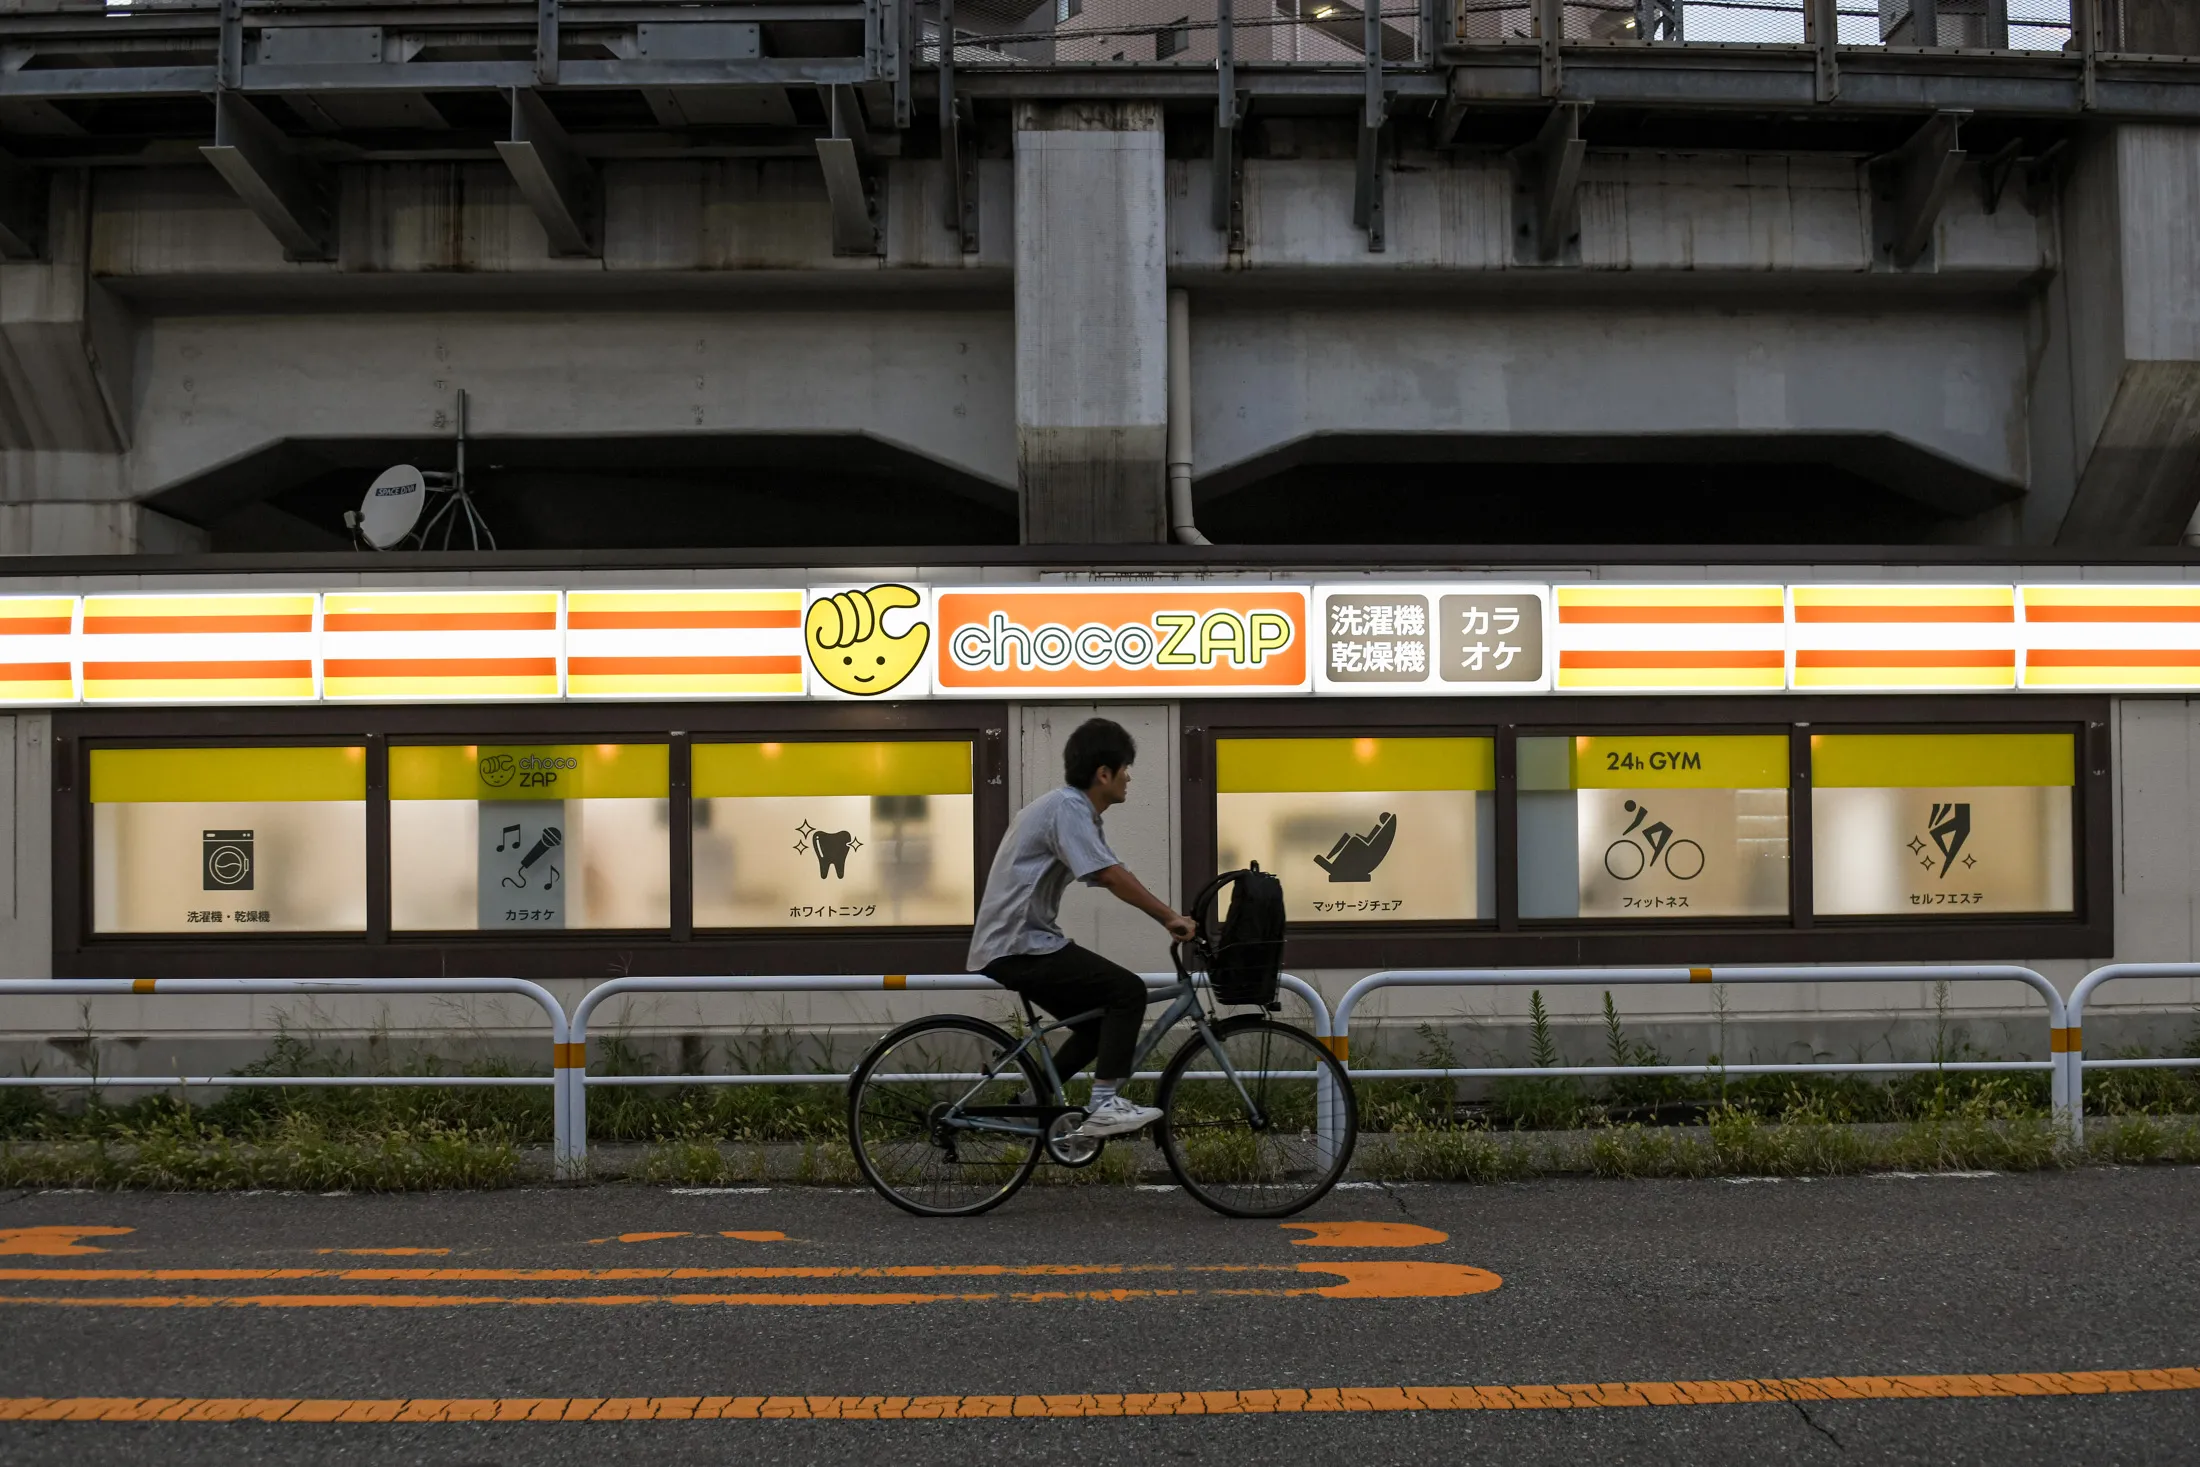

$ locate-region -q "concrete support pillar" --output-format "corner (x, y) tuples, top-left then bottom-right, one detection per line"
(2050, 125), (2200, 545)
(0, 715), (51, 979)
(0, 172), (131, 455)
(1013, 102), (1167, 544)
(0, 172), (189, 553)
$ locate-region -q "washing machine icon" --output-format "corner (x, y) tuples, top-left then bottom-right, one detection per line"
(202, 829), (254, 891)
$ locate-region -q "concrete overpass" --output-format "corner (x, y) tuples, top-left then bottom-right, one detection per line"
(1, 0), (2198, 551)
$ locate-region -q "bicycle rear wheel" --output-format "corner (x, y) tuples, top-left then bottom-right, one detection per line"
(847, 1015), (1046, 1217)
(1156, 1017), (1357, 1218)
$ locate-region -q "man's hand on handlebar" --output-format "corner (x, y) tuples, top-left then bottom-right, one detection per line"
(1165, 913), (1199, 943)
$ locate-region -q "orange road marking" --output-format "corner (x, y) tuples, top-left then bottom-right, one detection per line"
(3, 1369), (2197, 1422)
(1281, 1222), (1448, 1249)
(2, 1264), (1213, 1282)
(313, 1249), (451, 1258)
(721, 1232), (788, 1242)
(1293, 1262), (1500, 1299)
(0, 1262), (1494, 1299)
(0, 1263), (1496, 1308)
(588, 1233), (691, 1245)
(0, 1228), (133, 1257)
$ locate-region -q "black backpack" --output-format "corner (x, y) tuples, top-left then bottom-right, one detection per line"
(1184, 863), (1285, 1007)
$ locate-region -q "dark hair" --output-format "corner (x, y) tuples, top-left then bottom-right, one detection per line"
(1064, 717), (1137, 790)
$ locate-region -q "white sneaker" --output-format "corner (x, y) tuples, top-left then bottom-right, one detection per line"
(1076, 1095), (1163, 1139)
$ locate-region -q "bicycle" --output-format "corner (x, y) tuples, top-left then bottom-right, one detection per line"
(1603, 799), (1705, 882)
(846, 931), (1356, 1220)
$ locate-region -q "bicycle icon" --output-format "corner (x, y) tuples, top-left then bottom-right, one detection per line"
(1604, 800), (1705, 882)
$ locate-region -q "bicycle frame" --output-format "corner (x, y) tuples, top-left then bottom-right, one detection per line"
(937, 976), (1267, 1144)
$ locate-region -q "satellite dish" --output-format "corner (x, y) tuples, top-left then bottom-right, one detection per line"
(358, 464), (426, 549)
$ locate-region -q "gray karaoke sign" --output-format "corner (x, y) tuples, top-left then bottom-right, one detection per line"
(1315, 585), (1551, 693)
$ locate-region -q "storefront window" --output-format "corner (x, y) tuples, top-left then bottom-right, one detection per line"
(1812, 733), (2074, 916)
(692, 741), (975, 929)
(1215, 737), (1494, 922)
(1518, 734), (1790, 919)
(91, 746), (366, 934)
(390, 743), (670, 931)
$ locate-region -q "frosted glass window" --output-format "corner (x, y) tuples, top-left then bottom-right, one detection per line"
(1216, 737), (1494, 923)
(1812, 733), (2074, 916)
(693, 741), (975, 930)
(390, 743), (670, 932)
(1518, 734), (1790, 920)
(91, 746), (367, 934)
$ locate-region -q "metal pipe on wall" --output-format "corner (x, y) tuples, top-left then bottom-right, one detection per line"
(1166, 288), (1211, 546)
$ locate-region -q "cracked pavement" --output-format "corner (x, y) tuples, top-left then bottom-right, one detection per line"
(1, 1166), (2197, 1463)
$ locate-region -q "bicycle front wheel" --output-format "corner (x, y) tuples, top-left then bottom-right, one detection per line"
(847, 1015), (1046, 1218)
(1156, 1017), (1357, 1218)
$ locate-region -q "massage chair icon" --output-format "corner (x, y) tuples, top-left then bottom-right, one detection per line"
(1313, 812), (1397, 883)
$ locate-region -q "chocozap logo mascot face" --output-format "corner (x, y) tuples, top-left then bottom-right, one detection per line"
(806, 585), (930, 696)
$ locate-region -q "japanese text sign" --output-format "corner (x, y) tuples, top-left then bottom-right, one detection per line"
(1314, 584), (1551, 694)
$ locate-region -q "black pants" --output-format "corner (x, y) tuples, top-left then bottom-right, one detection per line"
(983, 942), (1151, 1083)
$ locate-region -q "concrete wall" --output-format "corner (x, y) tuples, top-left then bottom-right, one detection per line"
(0, 132), (2157, 550)
(1189, 299), (2032, 510)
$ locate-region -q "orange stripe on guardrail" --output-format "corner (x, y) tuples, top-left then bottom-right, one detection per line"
(2051, 1027), (2081, 1052)
(5, 1368), (2197, 1421)
(131, 979), (155, 994)
(1324, 1034), (1348, 1061)
(552, 1043), (584, 1068)
(884, 975), (907, 990)
(1689, 968), (1713, 983)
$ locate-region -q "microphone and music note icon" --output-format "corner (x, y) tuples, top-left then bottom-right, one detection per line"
(500, 826), (563, 890)
(480, 806), (567, 927)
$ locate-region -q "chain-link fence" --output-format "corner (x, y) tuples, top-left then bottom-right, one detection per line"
(921, 0), (1422, 64)
(1453, 0), (2074, 48)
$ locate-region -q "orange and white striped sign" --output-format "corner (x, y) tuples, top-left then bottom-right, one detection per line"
(0, 597), (75, 704)
(2021, 584), (2200, 689)
(1790, 585), (2017, 690)
(565, 590), (804, 697)
(1553, 585), (1786, 692)
(321, 591), (559, 700)
(79, 594), (316, 703)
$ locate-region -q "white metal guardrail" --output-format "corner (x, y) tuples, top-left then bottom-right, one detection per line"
(1332, 965), (2073, 1122)
(0, 977), (573, 1151)
(2063, 964), (2200, 1146)
(18, 963), (2200, 1161)
(561, 972), (1334, 1176)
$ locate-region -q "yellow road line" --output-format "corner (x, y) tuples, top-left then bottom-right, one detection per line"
(3, 1370), (2197, 1422)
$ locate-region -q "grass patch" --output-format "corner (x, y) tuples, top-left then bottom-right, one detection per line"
(0, 1112), (520, 1191)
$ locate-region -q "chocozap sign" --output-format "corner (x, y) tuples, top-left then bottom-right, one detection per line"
(932, 588), (1310, 695)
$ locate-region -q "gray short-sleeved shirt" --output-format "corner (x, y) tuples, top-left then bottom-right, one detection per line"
(966, 785), (1122, 970)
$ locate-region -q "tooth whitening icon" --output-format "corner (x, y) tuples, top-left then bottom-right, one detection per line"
(795, 821), (861, 879)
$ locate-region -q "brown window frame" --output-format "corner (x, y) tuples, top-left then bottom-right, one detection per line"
(53, 702), (1010, 979)
(1180, 694), (2112, 968)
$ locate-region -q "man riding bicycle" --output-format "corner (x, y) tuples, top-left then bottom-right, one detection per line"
(967, 717), (1197, 1141)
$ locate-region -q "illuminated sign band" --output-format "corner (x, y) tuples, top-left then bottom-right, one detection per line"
(6, 579), (2200, 705)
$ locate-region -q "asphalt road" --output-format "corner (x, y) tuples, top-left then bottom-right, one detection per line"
(1, 1167), (2197, 1464)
